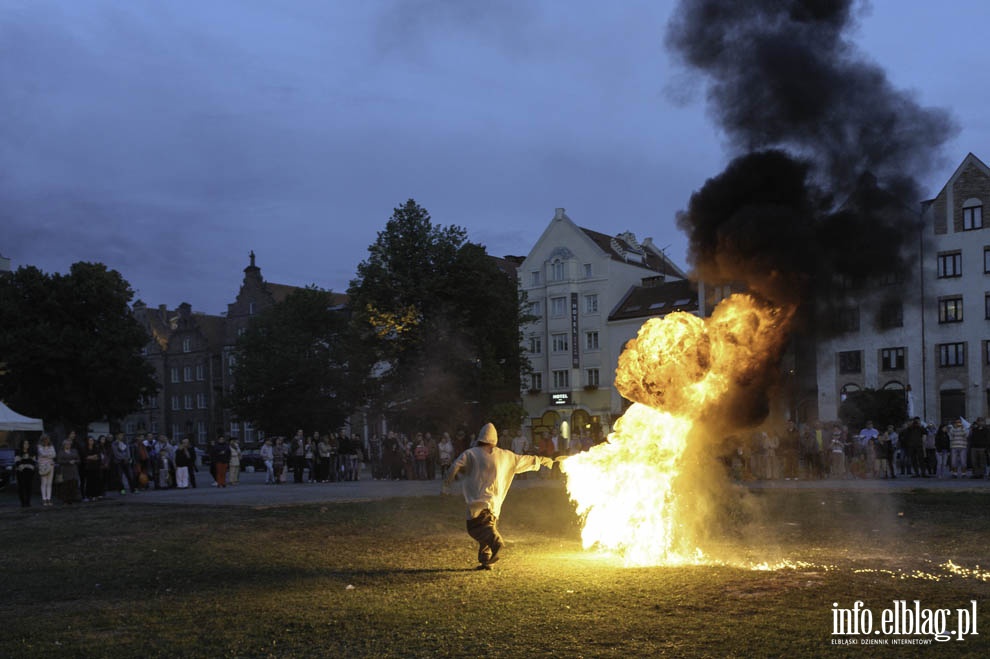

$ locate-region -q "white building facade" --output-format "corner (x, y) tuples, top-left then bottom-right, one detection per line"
(518, 208), (686, 445)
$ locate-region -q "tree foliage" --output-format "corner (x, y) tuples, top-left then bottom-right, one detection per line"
(229, 287), (351, 435)
(0, 262), (157, 434)
(347, 199), (528, 431)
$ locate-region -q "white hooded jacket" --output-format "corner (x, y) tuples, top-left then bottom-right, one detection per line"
(445, 423), (551, 519)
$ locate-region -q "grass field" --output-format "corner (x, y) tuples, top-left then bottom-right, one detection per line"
(2, 483), (989, 658)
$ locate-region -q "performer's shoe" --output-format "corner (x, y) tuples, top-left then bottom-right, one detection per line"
(490, 538), (503, 561)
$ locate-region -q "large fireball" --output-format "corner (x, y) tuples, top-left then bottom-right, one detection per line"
(561, 294), (795, 566)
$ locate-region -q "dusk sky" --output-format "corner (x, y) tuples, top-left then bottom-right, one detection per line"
(3, 1), (989, 314)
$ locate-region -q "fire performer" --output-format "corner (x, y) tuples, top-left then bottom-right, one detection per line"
(442, 423), (555, 569)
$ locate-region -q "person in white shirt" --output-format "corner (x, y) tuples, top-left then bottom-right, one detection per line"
(442, 423), (553, 569)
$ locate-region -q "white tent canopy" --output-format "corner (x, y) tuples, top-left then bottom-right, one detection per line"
(0, 400), (44, 431)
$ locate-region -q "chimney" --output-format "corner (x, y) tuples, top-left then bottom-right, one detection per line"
(554, 208), (566, 221)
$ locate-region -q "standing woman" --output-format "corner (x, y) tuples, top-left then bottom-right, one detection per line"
(36, 435), (57, 506)
(273, 437), (286, 484)
(14, 439), (37, 508)
(228, 439), (242, 486)
(56, 438), (81, 505)
(174, 437), (195, 489)
(81, 436), (103, 501)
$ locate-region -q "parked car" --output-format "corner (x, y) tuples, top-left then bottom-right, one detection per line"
(194, 447), (211, 468)
(0, 447), (14, 490)
(239, 449), (266, 473)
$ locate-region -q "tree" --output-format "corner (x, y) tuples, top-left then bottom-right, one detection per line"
(228, 287), (351, 435)
(0, 262), (158, 436)
(347, 199), (529, 431)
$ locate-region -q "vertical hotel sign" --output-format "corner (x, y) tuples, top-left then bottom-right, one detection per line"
(570, 293), (580, 368)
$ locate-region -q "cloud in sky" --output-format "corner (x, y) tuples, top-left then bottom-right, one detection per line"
(1, 1), (987, 312)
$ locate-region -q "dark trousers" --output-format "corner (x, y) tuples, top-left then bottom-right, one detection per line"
(466, 509), (502, 565)
(292, 457), (305, 483)
(17, 471), (34, 506)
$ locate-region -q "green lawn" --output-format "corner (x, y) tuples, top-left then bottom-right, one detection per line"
(2, 485), (988, 658)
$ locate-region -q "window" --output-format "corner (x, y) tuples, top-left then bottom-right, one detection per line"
(984, 247), (990, 273)
(197, 421), (207, 443)
(171, 424), (180, 442)
(182, 337), (191, 353)
(227, 354), (236, 375)
(171, 396), (180, 411)
(244, 422), (255, 444)
(551, 297), (567, 317)
(963, 199), (983, 230)
(170, 367), (179, 383)
(230, 421), (240, 437)
(149, 395), (158, 409)
(584, 294), (599, 314)
(530, 373), (543, 391)
(586, 368), (600, 387)
(196, 393), (207, 409)
(183, 366), (192, 382)
(937, 251), (962, 278)
(531, 271), (542, 286)
(551, 261), (565, 281)
(881, 347), (905, 371)
(237, 327), (247, 337)
(184, 394), (193, 410)
(150, 421), (158, 434)
(985, 294), (990, 320)
(125, 422), (136, 434)
(552, 333), (569, 352)
(552, 369), (570, 390)
(249, 302), (257, 315)
(837, 351), (862, 374)
(196, 364), (205, 381)
(528, 336), (542, 355)
(938, 297), (963, 323)
(583, 263), (593, 278)
(879, 301), (903, 329)
(529, 300), (542, 317)
(939, 342), (965, 367)
(585, 331), (599, 351)
(835, 307), (860, 333)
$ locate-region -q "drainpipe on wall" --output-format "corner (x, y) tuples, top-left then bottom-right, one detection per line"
(919, 207), (928, 421)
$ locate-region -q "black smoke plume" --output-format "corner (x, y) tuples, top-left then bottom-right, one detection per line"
(666, 0), (956, 323)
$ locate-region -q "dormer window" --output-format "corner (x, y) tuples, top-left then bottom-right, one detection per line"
(963, 198), (983, 231)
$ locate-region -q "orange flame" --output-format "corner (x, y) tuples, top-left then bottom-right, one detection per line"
(562, 294), (795, 566)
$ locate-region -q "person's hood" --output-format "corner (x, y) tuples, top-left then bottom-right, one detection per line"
(477, 423), (498, 445)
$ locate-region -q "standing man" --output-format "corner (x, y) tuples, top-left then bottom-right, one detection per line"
(291, 429), (306, 483)
(210, 435), (232, 488)
(968, 417), (989, 479)
(442, 423), (554, 570)
(948, 418), (969, 478)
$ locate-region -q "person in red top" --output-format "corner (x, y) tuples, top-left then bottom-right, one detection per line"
(413, 435), (429, 480)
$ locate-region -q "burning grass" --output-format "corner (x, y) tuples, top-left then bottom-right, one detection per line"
(1, 484), (989, 657)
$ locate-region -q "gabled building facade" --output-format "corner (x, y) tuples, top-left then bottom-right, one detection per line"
(518, 208), (688, 445)
(123, 252), (346, 446)
(817, 153), (990, 424)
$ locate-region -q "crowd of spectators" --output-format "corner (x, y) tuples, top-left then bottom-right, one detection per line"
(9, 425), (576, 507)
(725, 417), (990, 481)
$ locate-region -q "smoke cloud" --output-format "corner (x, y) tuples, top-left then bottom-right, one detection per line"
(666, 0), (956, 322)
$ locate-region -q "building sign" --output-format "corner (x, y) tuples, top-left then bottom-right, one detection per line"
(570, 292), (580, 368)
(551, 392), (572, 406)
